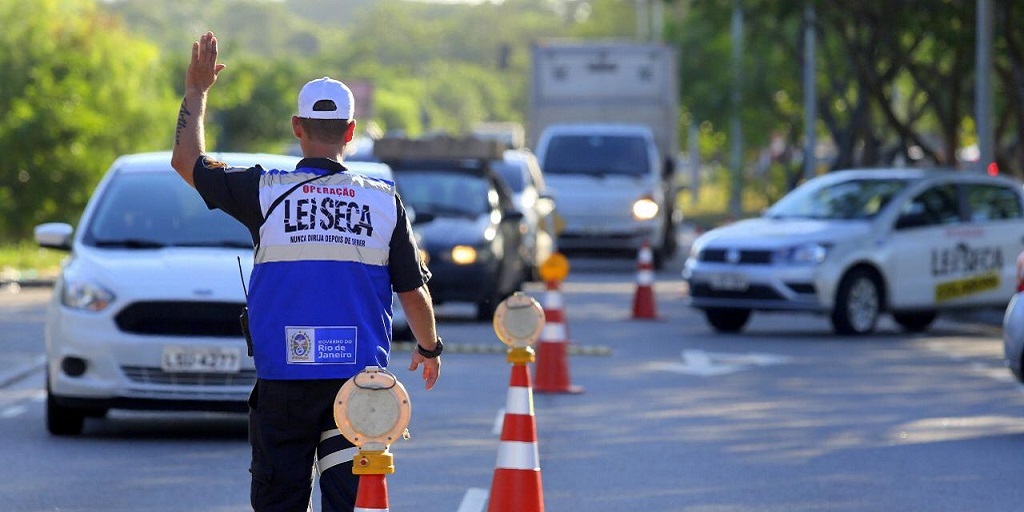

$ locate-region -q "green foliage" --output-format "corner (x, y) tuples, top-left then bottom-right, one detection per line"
(0, 242), (66, 278)
(5, 0), (1022, 257)
(0, 0), (178, 242)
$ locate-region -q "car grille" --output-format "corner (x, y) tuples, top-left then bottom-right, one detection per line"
(121, 366), (256, 387)
(115, 301), (245, 337)
(689, 283), (785, 300)
(785, 282), (817, 295)
(700, 249), (773, 264)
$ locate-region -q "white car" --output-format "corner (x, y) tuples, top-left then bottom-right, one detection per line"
(35, 152), (409, 435)
(683, 168), (1024, 335)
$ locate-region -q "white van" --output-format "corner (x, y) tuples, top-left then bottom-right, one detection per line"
(534, 123), (677, 266)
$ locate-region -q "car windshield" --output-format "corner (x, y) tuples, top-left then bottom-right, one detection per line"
(394, 170), (491, 218)
(83, 171), (253, 248)
(492, 161), (525, 192)
(542, 134), (649, 177)
(766, 177), (909, 220)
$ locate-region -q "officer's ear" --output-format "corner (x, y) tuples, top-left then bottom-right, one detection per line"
(343, 120), (356, 144)
(291, 116), (304, 140)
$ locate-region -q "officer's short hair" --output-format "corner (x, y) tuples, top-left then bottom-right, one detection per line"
(299, 100), (352, 144)
(300, 118), (351, 144)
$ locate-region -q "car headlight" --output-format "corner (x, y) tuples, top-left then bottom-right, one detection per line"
(632, 197), (660, 221)
(774, 243), (830, 265)
(451, 245), (478, 265)
(61, 279), (115, 311)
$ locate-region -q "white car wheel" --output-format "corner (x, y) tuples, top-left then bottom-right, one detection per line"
(832, 269), (881, 335)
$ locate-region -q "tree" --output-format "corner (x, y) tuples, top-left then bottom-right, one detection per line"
(664, 0), (1024, 195)
(0, 0), (178, 241)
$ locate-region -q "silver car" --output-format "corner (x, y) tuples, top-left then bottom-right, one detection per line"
(1002, 252), (1024, 384)
(684, 168), (1024, 335)
(492, 148), (557, 279)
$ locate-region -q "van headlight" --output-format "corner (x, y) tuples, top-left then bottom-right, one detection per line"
(774, 243), (830, 265)
(61, 280), (115, 311)
(632, 197), (660, 221)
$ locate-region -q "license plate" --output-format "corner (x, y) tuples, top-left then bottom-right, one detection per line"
(161, 346), (241, 373)
(708, 273), (750, 291)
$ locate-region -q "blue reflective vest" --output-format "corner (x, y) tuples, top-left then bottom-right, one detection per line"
(247, 167), (399, 379)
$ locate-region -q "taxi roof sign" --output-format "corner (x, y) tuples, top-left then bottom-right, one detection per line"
(373, 135), (506, 162)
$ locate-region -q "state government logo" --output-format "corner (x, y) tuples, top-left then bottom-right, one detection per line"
(288, 330), (314, 363)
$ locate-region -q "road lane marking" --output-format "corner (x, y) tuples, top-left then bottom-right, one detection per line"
(457, 488), (488, 512)
(492, 408), (505, 435)
(1, 405), (26, 418)
(651, 349), (791, 376)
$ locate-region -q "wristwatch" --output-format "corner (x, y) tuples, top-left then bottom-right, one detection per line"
(416, 337), (444, 359)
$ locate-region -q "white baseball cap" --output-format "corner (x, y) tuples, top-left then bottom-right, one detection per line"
(297, 77), (354, 120)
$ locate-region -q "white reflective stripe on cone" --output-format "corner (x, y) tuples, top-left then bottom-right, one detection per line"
(541, 323), (567, 342)
(495, 440), (540, 470)
(639, 249), (653, 264)
(637, 269), (655, 285)
(504, 386), (534, 416)
(317, 446), (359, 474)
(355, 507), (388, 512)
(543, 291), (563, 309)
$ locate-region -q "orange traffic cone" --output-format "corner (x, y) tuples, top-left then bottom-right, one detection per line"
(489, 362), (544, 512)
(632, 239), (658, 319)
(354, 472), (389, 512)
(534, 280), (583, 394)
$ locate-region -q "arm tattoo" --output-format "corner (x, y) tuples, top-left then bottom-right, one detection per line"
(174, 98), (192, 147)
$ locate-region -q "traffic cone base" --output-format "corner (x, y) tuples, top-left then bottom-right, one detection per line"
(488, 468), (544, 512)
(534, 341), (583, 394)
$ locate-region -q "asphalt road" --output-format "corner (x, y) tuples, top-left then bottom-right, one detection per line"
(2, 253), (1024, 511)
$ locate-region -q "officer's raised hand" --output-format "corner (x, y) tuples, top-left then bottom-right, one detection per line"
(185, 31), (226, 93)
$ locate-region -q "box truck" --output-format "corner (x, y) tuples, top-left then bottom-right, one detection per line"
(529, 40), (681, 266)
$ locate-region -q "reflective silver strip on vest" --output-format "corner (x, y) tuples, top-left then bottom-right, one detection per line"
(255, 242), (389, 266)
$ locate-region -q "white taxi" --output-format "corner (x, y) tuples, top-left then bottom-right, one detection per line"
(683, 168), (1024, 335)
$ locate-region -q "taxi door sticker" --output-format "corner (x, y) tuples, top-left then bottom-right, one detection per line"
(931, 242), (1003, 302)
(935, 273), (1000, 302)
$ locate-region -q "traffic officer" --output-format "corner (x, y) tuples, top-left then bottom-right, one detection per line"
(170, 31), (443, 512)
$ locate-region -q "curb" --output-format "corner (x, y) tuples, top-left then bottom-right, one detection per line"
(392, 341), (611, 357)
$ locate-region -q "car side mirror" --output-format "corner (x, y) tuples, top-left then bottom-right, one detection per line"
(35, 222), (74, 251)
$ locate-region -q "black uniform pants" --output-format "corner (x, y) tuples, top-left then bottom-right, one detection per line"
(249, 378), (359, 512)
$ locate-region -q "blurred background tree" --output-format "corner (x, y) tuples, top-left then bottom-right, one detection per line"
(0, 0), (178, 241)
(2, 0), (1023, 243)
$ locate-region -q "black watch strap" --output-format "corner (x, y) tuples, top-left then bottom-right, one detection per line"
(417, 337), (444, 358)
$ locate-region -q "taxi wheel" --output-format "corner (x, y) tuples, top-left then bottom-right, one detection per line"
(892, 311), (937, 333)
(705, 308), (751, 333)
(832, 269), (882, 335)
